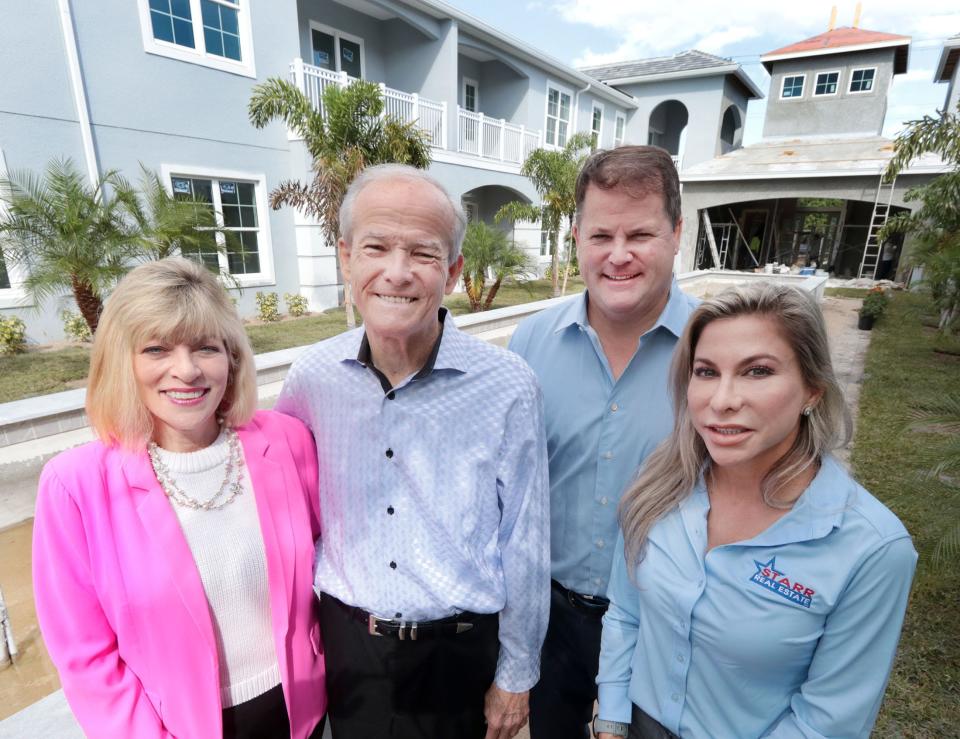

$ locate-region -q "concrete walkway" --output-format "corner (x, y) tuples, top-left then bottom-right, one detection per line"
(1, 281), (857, 737)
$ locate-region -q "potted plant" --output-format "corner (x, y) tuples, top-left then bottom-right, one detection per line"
(858, 287), (889, 330)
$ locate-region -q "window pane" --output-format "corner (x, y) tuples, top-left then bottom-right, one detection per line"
(558, 120), (568, 147)
(219, 180), (238, 204)
(547, 88), (558, 118)
(815, 72), (838, 95)
(201, 0), (241, 61)
(150, 11), (175, 43)
(312, 30), (335, 70)
(782, 76), (803, 98)
(201, 0), (219, 27)
(237, 182), (255, 206)
(222, 33), (241, 61)
(592, 108), (601, 131)
(149, 0), (169, 12)
(222, 205), (241, 228)
(340, 38), (362, 78)
(170, 0), (191, 19)
(546, 117), (556, 145)
(559, 93), (570, 120)
(173, 18), (195, 47)
(221, 4), (239, 34)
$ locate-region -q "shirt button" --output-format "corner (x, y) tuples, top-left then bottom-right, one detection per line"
(603, 451), (613, 460)
(386, 391), (396, 400)
(671, 693), (680, 702)
(387, 506), (395, 515)
(610, 403), (619, 412)
(594, 578), (603, 585)
(385, 448), (394, 459)
(600, 497), (608, 506)
(389, 561), (397, 569)
(596, 539), (605, 548)
(677, 654), (685, 663)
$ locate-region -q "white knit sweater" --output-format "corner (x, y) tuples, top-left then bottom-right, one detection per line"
(154, 429), (281, 708)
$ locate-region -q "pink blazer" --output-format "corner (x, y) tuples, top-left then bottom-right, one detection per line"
(32, 410), (326, 739)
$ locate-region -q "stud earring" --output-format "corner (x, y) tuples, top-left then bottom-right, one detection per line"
(802, 406), (813, 417)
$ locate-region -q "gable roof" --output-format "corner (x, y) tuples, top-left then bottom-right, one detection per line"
(760, 27), (910, 74)
(581, 49), (764, 99)
(934, 34), (960, 83)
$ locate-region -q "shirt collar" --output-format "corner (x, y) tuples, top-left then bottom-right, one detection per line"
(554, 278), (690, 338)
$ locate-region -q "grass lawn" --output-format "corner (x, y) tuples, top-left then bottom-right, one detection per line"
(0, 278), (583, 404)
(825, 287), (870, 299)
(855, 292), (960, 737)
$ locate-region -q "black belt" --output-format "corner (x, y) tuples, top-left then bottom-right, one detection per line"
(552, 580), (610, 613)
(327, 594), (487, 641)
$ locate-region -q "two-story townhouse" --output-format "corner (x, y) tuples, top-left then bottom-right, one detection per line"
(0, 0), (643, 341)
(580, 50), (764, 169)
(678, 25), (951, 279)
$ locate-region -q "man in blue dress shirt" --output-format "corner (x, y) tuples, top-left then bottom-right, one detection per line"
(509, 146), (698, 739)
(277, 164), (549, 739)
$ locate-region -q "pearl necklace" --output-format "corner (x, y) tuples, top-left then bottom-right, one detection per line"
(147, 428), (245, 511)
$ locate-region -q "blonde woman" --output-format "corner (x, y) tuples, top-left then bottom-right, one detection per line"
(33, 258), (326, 738)
(594, 284), (915, 739)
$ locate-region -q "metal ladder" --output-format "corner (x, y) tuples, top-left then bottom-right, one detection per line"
(858, 175), (897, 279)
(0, 585), (17, 664)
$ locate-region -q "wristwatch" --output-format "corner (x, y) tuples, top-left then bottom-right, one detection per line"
(593, 715), (629, 737)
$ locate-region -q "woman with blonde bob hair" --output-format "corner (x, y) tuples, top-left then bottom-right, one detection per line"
(594, 283), (916, 739)
(33, 258), (326, 739)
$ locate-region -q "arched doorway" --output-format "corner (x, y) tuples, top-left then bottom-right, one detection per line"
(648, 100), (689, 161)
(720, 105), (743, 151)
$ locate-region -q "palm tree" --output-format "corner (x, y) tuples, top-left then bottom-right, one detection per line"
(249, 77), (431, 327)
(460, 222), (532, 311)
(0, 158), (141, 333)
(495, 132), (593, 297)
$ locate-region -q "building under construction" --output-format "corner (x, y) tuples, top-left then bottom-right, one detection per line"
(677, 24), (952, 280)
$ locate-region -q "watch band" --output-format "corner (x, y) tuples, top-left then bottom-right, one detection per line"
(593, 715), (629, 737)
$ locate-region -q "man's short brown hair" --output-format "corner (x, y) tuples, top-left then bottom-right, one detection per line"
(575, 145), (681, 228)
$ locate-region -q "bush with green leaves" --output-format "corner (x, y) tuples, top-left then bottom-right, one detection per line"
(284, 293), (308, 318)
(255, 291), (281, 322)
(61, 310), (93, 342)
(0, 315), (27, 355)
(859, 288), (889, 320)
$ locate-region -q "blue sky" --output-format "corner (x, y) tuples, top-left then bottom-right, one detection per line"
(448, 0), (958, 144)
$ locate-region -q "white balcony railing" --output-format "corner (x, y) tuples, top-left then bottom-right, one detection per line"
(290, 59), (447, 149)
(457, 108), (541, 165)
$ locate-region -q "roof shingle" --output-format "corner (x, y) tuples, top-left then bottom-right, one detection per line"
(580, 49), (735, 81)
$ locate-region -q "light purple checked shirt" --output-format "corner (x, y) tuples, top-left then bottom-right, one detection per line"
(276, 313), (550, 692)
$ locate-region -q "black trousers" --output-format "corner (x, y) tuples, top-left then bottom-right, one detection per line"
(319, 593), (499, 739)
(529, 584), (606, 739)
(221, 683), (325, 739)
(628, 705), (679, 739)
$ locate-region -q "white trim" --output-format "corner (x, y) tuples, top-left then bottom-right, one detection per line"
(588, 66), (765, 100)
(613, 112), (626, 147)
(431, 148), (525, 174)
(462, 76), (479, 112)
(544, 79), (573, 148)
(58, 0), (98, 187)
(760, 38), (909, 65)
(0, 150), (33, 309)
(136, 0), (257, 79)
(680, 162), (950, 183)
(779, 74), (806, 100)
(159, 164), (276, 288)
(308, 21), (365, 79)
(848, 67), (877, 94)
(813, 70), (841, 97)
(590, 102), (604, 146)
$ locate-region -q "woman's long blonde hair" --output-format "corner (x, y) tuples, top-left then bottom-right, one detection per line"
(86, 257), (257, 449)
(618, 283), (850, 569)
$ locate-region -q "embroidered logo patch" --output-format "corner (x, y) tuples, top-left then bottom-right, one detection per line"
(750, 557), (815, 608)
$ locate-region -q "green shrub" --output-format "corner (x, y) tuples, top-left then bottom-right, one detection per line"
(255, 291), (281, 322)
(60, 310), (92, 342)
(0, 315), (27, 355)
(284, 292), (309, 318)
(859, 287), (890, 320)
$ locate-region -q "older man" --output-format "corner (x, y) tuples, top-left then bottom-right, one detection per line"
(508, 146), (699, 739)
(276, 164), (549, 739)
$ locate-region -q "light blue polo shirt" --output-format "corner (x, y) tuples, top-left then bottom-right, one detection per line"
(509, 282), (699, 596)
(597, 456), (917, 738)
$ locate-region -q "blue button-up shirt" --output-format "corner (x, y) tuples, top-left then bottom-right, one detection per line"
(509, 283), (698, 595)
(276, 314), (550, 692)
(598, 456), (917, 738)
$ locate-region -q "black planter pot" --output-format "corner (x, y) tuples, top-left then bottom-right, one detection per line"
(858, 314), (875, 331)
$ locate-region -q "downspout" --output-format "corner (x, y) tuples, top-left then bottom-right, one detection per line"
(57, 0), (99, 187)
(573, 80), (592, 140)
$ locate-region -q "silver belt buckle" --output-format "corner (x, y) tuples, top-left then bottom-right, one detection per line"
(368, 613), (383, 637)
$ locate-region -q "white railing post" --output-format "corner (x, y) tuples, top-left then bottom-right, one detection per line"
(378, 82), (387, 121)
(411, 92), (419, 126)
(478, 113), (485, 157)
(292, 57), (305, 91)
(441, 101), (448, 150)
(340, 70), (349, 88)
(499, 119), (506, 161)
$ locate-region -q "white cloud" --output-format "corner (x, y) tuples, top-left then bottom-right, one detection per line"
(559, 0), (960, 63)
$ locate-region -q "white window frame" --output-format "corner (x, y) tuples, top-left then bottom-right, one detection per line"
(137, 0), (256, 78)
(0, 149), (32, 309)
(614, 112), (626, 147)
(813, 70), (841, 97)
(590, 103), (604, 147)
(780, 74), (806, 100)
(462, 77), (479, 113)
(160, 164), (276, 288)
(848, 67), (877, 95)
(309, 21), (365, 79)
(544, 80), (574, 149)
